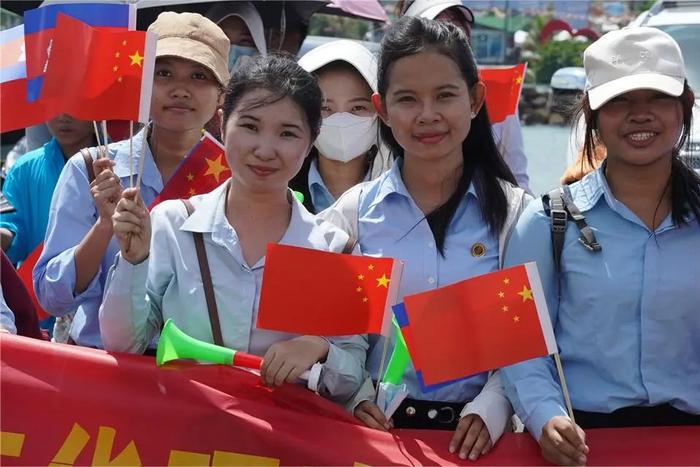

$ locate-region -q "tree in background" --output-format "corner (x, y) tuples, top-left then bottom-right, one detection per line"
(533, 39), (590, 84)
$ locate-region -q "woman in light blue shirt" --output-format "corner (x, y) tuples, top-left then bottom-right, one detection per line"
(33, 12), (229, 348)
(324, 17), (529, 461)
(100, 54), (366, 406)
(501, 28), (700, 466)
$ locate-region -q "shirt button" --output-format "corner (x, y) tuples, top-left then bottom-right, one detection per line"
(427, 276), (436, 284)
(428, 241), (435, 249)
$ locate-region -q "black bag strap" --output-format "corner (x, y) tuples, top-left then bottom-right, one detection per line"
(81, 148), (96, 184)
(543, 186), (601, 273)
(181, 199), (224, 346)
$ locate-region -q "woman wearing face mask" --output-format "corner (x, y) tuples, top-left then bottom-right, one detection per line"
(207, 1), (267, 72)
(290, 40), (386, 214)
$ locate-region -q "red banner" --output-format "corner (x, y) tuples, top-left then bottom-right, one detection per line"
(1, 334), (698, 466)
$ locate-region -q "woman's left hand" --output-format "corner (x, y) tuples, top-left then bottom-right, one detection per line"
(260, 336), (330, 387)
(449, 413), (492, 461)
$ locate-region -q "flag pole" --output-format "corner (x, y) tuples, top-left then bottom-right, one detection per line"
(373, 330), (392, 401)
(128, 121), (134, 189)
(553, 352), (576, 424)
(101, 120), (109, 157)
(134, 122), (149, 197)
(93, 121), (103, 158)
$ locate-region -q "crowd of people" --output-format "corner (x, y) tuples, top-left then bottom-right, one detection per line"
(1, 0), (698, 464)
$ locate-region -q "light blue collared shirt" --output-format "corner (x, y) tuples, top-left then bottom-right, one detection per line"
(501, 166), (700, 439)
(357, 162), (499, 402)
(33, 129), (162, 348)
(0, 137), (66, 265)
(308, 158), (371, 214)
(99, 181), (367, 404)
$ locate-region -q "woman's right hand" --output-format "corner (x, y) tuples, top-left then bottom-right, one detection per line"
(539, 416), (589, 465)
(354, 400), (393, 431)
(112, 188), (151, 265)
(91, 158), (123, 227)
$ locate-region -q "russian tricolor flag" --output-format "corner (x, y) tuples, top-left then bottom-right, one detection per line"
(23, 2), (136, 102)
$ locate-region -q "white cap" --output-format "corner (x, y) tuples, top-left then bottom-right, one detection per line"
(584, 27), (685, 110)
(206, 1), (267, 55)
(298, 39), (378, 92)
(403, 0), (474, 24)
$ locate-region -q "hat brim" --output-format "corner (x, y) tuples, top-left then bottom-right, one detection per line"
(298, 41), (377, 92)
(157, 36), (230, 87)
(588, 72), (684, 110)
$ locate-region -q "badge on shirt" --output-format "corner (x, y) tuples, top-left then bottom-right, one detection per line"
(471, 243), (486, 257)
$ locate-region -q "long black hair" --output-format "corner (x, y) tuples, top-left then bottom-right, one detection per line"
(575, 82), (700, 226)
(377, 16), (516, 254)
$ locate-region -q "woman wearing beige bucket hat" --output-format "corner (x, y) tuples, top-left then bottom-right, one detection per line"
(501, 27), (700, 465)
(34, 12), (229, 349)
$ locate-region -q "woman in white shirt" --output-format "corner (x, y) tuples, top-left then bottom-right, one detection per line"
(99, 54), (366, 406)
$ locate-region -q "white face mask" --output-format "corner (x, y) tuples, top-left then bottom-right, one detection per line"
(314, 112), (378, 163)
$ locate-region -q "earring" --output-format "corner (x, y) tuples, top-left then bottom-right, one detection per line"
(471, 111), (477, 119)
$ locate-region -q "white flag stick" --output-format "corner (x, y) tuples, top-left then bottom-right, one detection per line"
(128, 121), (134, 189)
(92, 121), (103, 158)
(553, 352), (576, 424)
(373, 332), (392, 402)
(134, 122), (149, 197)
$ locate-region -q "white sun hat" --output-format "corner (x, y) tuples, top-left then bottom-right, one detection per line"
(403, 0), (474, 24)
(298, 39), (378, 92)
(206, 1), (267, 56)
(584, 27), (686, 110)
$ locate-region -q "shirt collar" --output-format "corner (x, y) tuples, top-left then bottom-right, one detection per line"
(369, 159), (478, 209)
(111, 127), (163, 192)
(180, 181), (321, 245)
(44, 137), (67, 170)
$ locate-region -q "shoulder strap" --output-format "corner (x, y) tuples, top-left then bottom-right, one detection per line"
(542, 185), (601, 273)
(80, 148), (96, 184)
(181, 199), (224, 346)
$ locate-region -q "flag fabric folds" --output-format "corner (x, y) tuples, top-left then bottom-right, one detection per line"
(257, 245), (402, 336)
(149, 132), (230, 209)
(23, 2), (136, 102)
(395, 262), (556, 388)
(40, 14), (156, 123)
(0, 25), (48, 132)
(480, 63), (526, 124)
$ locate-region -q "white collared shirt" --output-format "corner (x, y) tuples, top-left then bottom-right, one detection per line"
(100, 181), (367, 404)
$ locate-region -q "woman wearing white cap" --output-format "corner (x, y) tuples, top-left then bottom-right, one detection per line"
(501, 27), (700, 465)
(291, 40), (386, 213)
(34, 12), (229, 349)
(399, 0), (531, 192)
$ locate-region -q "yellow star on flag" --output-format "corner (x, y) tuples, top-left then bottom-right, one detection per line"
(517, 285), (533, 302)
(376, 274), (390, 288)
(513, 315), (520, 322)
(501, 305), (509, 312)
(117, 77), (123, 83)
(204, 155), (229, 183)
(129, 50), (144, 67)
(357, 274), (364, 280)
(368, 264), (374, 271)
(186, 172), (194, 182)
(113, 65), (118, 72)
(503, 278), (510, 285)
(362, 297), (368, 303)
(356, 286), (362, 292)
(498, 291), (505, 298)
(515, 76), (523, 85)
(189, 188), (196, 196)
(115, 52), (120, 58)
(122, 40), (127, 46)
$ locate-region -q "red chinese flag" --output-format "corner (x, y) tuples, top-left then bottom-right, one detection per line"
(400, 262), (557, 386)
(257, 244), (402, 336)
(479, 63), (526, 124)
(41, 14), (156, 123)
(149, 132), (230, 209)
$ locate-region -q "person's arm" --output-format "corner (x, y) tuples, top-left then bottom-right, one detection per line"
(73, 158), (122, 294)
(0, 164), (27, 261)
(33, 154), (114, 315)
(0, 228), (14, 252)
(459, 370), (513, 444)
(100, 192), (168, 353)
(0, 284), (17, 334)
(495, 113), (530, 192)
(316, 333), (369, 404)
